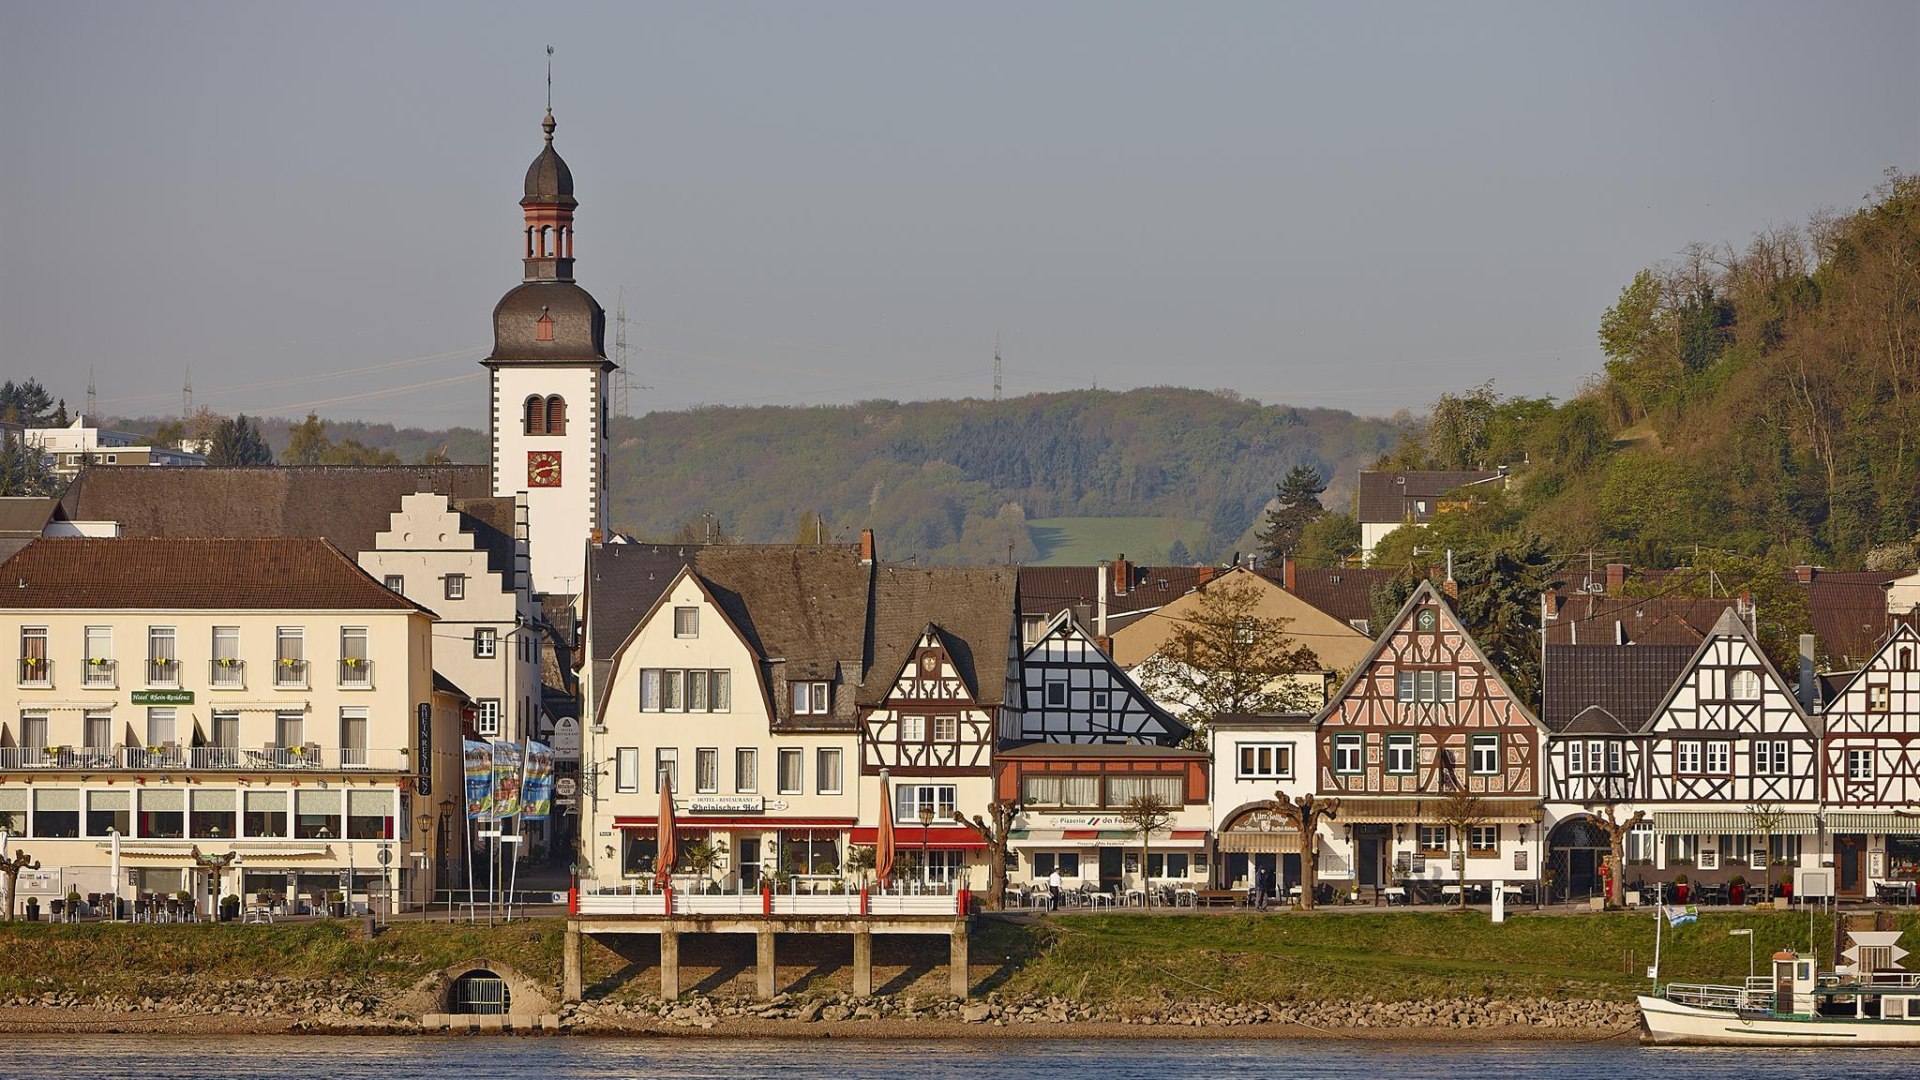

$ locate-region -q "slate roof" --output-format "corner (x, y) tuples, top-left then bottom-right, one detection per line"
(1356, 470), (1503, 525)
(56, 464), (495, 562)
(0, 537), (425, 612)
(1803, 570), (1896, 665)
(1540, 644), (1695, 733)
(861, 565), (1016, 709)
(692, 546), (872, 733)
(0, 496), (58, 562)
(1265, 565), (1396, 628)
(1543, 593), (1738, 647)
(1017, 563), (1209, 633)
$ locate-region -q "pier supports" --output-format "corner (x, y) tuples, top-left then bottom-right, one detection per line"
(949, 923), (969, 999)
(852, 930), (874, 997)
(756, 927), (778, 1000)
(660, 929), (681, 1001)
(563, 921), (583, 1002)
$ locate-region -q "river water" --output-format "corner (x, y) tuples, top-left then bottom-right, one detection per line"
(2, 1036), (1916, 1079)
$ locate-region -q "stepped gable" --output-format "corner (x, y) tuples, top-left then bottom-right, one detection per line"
(0, 536), (424, 612)
(55, 464), (492, 558)
(861, 565), (1016, 709)
(1541, 643), (1695, 733)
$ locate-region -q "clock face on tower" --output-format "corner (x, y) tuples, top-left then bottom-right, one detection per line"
(527, 450), (563, 487)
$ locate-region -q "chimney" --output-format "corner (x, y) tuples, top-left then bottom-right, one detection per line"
(1095, 563), (1109, 638)
(1197, 566), (1217, 586)
(1606, 562), (1627, 593)
(858, 528), (875, 565)
(1282, 554), (1297, 592)
(1442, 549), (1457, 599)
(1095, 634), (1115, 656)
(1113, 554), (1131, 597)
(1798, 633), (1817, 710)
(1795, 564), (1815, 584)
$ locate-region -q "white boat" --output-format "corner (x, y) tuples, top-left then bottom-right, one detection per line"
(1639, 931), (1920, 1046)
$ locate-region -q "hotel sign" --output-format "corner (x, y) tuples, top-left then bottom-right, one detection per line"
(131, 690), (193, 705)
(415, 703), (433, 797)
(689, 796), (765, 814)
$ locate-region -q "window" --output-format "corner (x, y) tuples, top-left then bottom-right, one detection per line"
(615, 747), (639, 793)
(1719, 834), (1753, 866)
(83, 626), (114, 686)
(1103, 775), (1184, 806)
(347, 789), (391, 840)
(712, 670), (731, 711)
(18, 626), (49, 685)
(792, 681), (830, 714)
(295, 789), (341, 840)
(545, 395), (567, 435)
(1469, 825), (1499, 854)
(88, 790), (130, 838)
(20, 711), (48, 751)
(339, 626), (370, 687)
(1418, 824), (1448, 853)
(1033, 852), (1081, 878)
(1676, 741), (1701, 774)
(146, 708), (177, 748)
(1397, 670), (1457, 703)
(662, 670), (683, 710)
(780, 829), (839, 876)
(1020, 774), (1100, 807)
(147, 626), (178, 686)
(211, 710), (239, 751)
(674, 607), (699, 638)
(474, 628), (498, 658)
(1471, 734), (1501, 776)
(1237, 743), (1293, 779)
(816, 748), (844, 794)
(1567, 740), (1586, 775)
(523, 395), (548, 435)
(274, 627), (306, 687)
(1581, 740), (1604, 776)
(637, 668), (731, 711)
(1868, 683), (1891, 711)
(655, 748), (678, 793)
(1385, 733), (1416, 775)
(1045, 680), (1068, 708)
(445, 574), (466, 601)
(1770, 834), (1802, 864)
(30, 788), (78, 838)
(1145, 853), (1191, 879)
(735, 748), (758, 793)
(191, 789), (237, 839)
(340, 707), (368, 767)
(1333, 733), (1364, 775)
(139, 788), (186, 839)
(1091, 690), (1110, 710)
(695, 748), (719, 794)
(777, 749), (803, 794)
(1667, 833), (1699, 864)
(1729, 670), (1761, 701)
(641, 669), (661, 711)
(687, 671), (709, 711)
(475, 699), (501, 737)
(1848, 748), (1875, 782)
(901, 715), (926, 742)
(1608, 741), (1624, 776)
(274, 711), (304, 753)
(896, 783), (958, 822)
(933, 715), (959, 741)
(1626, 822), (1655, 865)
(1019, 614), (1046, 647)
(83, 710), (111, 752)
(211, 626), (241, 687)
(1705, 740), (1731, 775)
(383, 574), (405, 593)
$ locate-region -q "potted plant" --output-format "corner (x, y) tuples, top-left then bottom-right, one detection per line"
(1673, 873), (1689, 904)
(328, 890), (346, 917)
(25, 896), (40, 921)
(220, 894), (241, 922)
(67, 888), (83, 920)
(1728, 875), (1747, 906)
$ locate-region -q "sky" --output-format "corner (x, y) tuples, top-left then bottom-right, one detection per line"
(1, 1), (1914, 427)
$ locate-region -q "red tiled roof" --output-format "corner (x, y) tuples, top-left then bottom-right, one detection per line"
(1017, 564), (1210, 632)
(0, 537), (424, 611)
(1262, 565), (1396, 627)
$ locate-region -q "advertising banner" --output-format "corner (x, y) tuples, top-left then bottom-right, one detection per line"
(522, 742), (555, 821)
(491, 740), (523, 820)
(463, 740), (493, 820)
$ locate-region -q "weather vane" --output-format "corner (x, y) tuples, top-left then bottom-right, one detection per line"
(547, 45), (555, 112)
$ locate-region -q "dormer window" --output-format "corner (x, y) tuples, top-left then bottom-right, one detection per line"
(792, 681), (830, 715)
(535, 308), (554, 342)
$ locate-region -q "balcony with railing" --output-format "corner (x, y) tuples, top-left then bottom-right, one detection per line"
(209, 659), (246, 689)
(577, 880), (967, 918)
(273, 658), (309, 689)
(338, 658), (373, 689)
(0, 744), (409, 771)
(18, 657), (52, 687)
(146, 657), (181, 687)
(82, 658), (118, 688)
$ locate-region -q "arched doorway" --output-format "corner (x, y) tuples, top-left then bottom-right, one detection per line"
(450, 970), (511, 1015)
(1546, 816), (1610, 903)
(1216, 803), (1301, 902)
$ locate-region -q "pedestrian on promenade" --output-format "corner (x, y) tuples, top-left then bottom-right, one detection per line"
(1048, 868), (1063, 912)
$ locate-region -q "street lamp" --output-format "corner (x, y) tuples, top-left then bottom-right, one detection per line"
(917, 803), (935, 889)
(1730, 928), (1755, 982)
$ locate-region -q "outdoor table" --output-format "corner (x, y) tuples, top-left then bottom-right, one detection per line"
(1174, 888), (1197, 907)
(1876, 880), (1916, 905)
(1086, 892), (1114, 909)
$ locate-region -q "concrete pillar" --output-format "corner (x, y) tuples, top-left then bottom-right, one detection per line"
(756, 928), (777, 1000)
(660, 930), (681, 1001)
(562, 921), (584, 1002)
(949, 926), (970, 999)
(852, 931), (874, 997)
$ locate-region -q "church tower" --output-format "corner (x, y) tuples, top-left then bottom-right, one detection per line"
(484, 108), (613, 596)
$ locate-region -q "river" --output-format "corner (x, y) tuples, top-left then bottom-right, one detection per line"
(3, 1035), (1916, 1079)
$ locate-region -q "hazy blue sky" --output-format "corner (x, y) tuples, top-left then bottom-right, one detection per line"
(1, 1), (1913, 426)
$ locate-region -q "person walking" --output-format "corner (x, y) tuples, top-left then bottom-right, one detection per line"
(1047, 867), (1063, 912)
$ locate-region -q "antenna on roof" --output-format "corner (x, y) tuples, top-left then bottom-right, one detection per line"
(546, 45), (555, 112)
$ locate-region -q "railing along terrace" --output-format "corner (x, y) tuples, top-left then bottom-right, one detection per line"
(209, 659), (245, 687)
(82, 658), (118, 687)
(338, 659), (373, 688)
(18, 657), (52, 685)
(147, 658), (181, 686)
(273, 659), (308, 688)
(575, 879), (967, 918)
(1665, 983), (1771, 1011)
(0, 745), (408, 771)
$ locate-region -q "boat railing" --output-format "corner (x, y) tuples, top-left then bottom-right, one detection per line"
(1666, 983), (1771, 1012)
(1853, 971), (1920, 989)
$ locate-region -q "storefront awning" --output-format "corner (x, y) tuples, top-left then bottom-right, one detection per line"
(1335, 798), (1540, 824)
(1823, 811), (1920, 835)
(1217, 830), (1299, 854)
(613, 816), (855, 830)
(1652, 811), (1820, 835)
(848, 826), (985, 849)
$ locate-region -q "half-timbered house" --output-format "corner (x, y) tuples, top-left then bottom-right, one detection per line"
(1006, 610), (1186, 746)
(1820, 622), (1920, 901)
(1314, 581), (1545, 901)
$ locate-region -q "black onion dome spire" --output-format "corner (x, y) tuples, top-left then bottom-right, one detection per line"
(523, 110), (576, 208)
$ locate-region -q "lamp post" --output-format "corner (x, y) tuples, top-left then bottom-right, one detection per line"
(1730, 928), (1755, 982)
(918, 803), (935, 889)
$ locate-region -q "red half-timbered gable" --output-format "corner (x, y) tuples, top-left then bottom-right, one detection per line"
(862, 627), (996, 775)
(1822, 623), (1920, 807)
(1316, 581), (1541, 797)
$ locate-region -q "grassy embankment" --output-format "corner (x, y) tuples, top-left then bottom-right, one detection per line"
(2, 909), (1914, 1005)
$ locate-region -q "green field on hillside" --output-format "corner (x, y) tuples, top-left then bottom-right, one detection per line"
(1027, 517), (1209, 565)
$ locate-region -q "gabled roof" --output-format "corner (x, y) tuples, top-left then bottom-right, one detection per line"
(1541, 644), (1695, 733)
(0, 537), (427, 612)
(1803, 569), (1897, 664)
(1820, 621), (1920, 707)
(861, 565), (1017, 709)
(1356, 470), (1503, 524)
(1266, 565), (1396, 628)
(597, 565), (772, 724)
(585, 542), (702, 661)
(1017, 563), (1210, 633)
(0, 496), (58, 562)
(1543, 593), (1737, 646)
(1316, 579), (1544, 729)
(1643, 607), (1816, 734)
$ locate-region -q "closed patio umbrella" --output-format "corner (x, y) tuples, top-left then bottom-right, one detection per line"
(654, 772), (677, 891)
(876, 769), (896, 888)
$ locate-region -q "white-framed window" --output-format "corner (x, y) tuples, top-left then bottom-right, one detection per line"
(1626, 822), (1655, 864)
(1676, 741), (1701, 774)
(1468, 825), (1499, 854)
(1667, 833), (1699, 864)
(1020, 774), (1100, 807)
(1868, 683), (1891, 711)
(383, 574), (404, 593)
(673, 606), (699, 638)
(639, 669), (733, 712)
(777, 748), (803, 794)
(147, 626), (178, 686)
(1385, 733), (1416, 775)
(695, 748), (718, 794)
(792, 680), (830, 714)
(1397, 670), (1457, 703)
(816, 748), (843, 794)
(444, 574), (466, 601)
(84, 709), (112, 751)
(1417, 824), (1448, 853)
(1470, 734), (1500, 775)
(274, 627), (306, 687)
(1729, 669), (1761, 701)
(1333, 733), (1364, 775)
(1719, 834), (1753, 865)
(1608, 741), (1624, 775)
(900, 715), (926, 742)
(1848, 748), (1875, 782)
(933, 715), (959, 741)
(1770, 834), (1802, 864)
(211, 626), (241, 687)
(274, 710), (304, 751)
(734, 748), (758, 794)
(340, 707), (369, 767)
(146, 707), (177, 748)
(615, 747), (639, 793)
(1237, 743), (1293, 779)
(18, 626), (49, 685)
(1705, 740), (1731, 775)
(474, 627), (498, 658)
(1106, 774), (1185, 805)
(339, 626), (370, 687)
(19, 710), (49, 750)
(83, 626), (114, 686)
(1092, 690), (1110, 710)
(475, 699), (501, 737)
(655, 748), (678, 793)
(1045, 680), (1067, 708)
(896, 783), (957, 823)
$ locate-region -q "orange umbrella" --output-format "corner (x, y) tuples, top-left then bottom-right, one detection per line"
(654, 771), (677, 891)
(876, 769), (896, 888)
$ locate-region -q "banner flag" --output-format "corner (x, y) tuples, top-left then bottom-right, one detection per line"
(1664, 904), (1699, 927)
(463, 740), (493, 821)
(522, 743), (555, 821)
(491, 740), (523, 820)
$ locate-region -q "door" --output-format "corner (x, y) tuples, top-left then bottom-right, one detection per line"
(1836, 835), (1865, 898)
(737, 837), (762, 891)
(1358, 834), (1382, 888)
(1098, 847), (1123, 891)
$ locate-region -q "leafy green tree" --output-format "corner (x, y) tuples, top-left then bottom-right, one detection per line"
(1294, 511), (1359, 568)
(284, 413), (331, 466)
(1372, 534), (1557, 706)
(1133, 575), (1323, 750)
(49, 400), (68, 427)
(319, 439), (401, 466)
(1255, 464), (1327, 565)
(206, 415), (274, 466)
